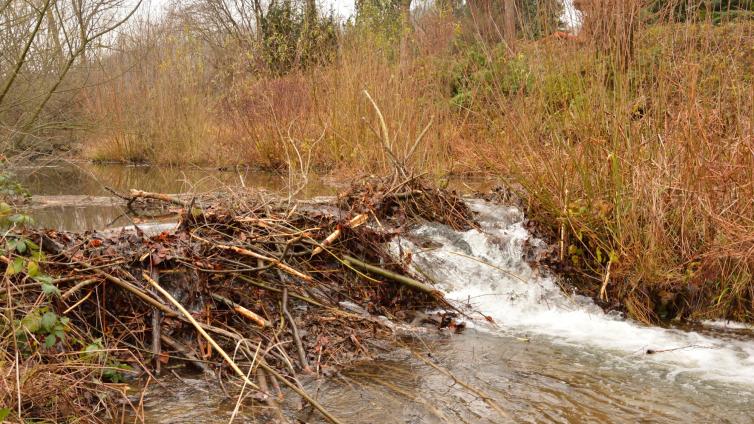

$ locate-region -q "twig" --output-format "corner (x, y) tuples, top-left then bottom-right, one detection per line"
(240, 345), (344, 424)
(283, 288), (312, 374)
(160, 334), (212, 374)
(411, 350), (508, 420)
(256, 368), (287, 423)
(61, 278), (98, 300)
(235, 275), (325, 308)
(152, 309), (162, 376)
(229, 342), (262, 424)
(87, 266), (177, 318)
(599, 259), (612, 302)
(363, 90), (407, 178)
(405, 116), (434, 162)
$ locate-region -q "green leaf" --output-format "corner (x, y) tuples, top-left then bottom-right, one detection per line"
(45, 334), (57, 348)
(103, 369), (124, 383)
(85, 340), (102, 355)
(59, 316), (70, 326)
(609, 251), (620, 263)
(41, 311), (58, 332)
(6, 257), (24, 275)
(34, 274), (53, 284)
(117, 363), (134, 371)
(24, 239), (39, 251)
(41, 282), (61, 297)
(27, 261), (39, 277)
(21, 313), (41, 333)
(30, 250), (46, 262)
(0, 407), (11, 421)
(15, 240), (26, 253)
(5, 239), (17, 252)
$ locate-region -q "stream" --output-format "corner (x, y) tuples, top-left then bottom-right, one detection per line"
(16, 162), (754, 423)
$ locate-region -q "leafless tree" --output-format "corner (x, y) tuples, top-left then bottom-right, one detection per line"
(0, 0), (143, 151)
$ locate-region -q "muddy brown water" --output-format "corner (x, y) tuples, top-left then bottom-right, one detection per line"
(14, 162), (754, 423)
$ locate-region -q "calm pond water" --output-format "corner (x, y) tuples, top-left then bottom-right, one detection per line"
(17, 161), (340, 231)
(15, 162), (754, 423)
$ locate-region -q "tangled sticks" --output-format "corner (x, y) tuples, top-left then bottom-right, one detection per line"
(1, 176), (475, 423)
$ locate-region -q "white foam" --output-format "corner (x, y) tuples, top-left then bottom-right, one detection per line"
(390, 199), (754, 386)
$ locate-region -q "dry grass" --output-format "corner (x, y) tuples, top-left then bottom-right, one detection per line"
(495, 22), (754, 323)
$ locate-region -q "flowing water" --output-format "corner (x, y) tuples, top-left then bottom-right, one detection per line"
(15, 162), (754, 423)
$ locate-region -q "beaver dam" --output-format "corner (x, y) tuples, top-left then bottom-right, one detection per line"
(1, 176), (488, 423)
(3, 169), (754, 423)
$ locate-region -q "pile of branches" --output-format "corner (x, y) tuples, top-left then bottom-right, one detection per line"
(0, 178), (473, 423)
(338, 175), (477, 231)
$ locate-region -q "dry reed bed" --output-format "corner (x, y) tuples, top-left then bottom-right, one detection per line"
(1, 177), (474, 423)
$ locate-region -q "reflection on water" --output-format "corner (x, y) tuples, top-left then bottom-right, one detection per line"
(17, 162), (339, 231)
(31, 205), (132, 232)
(18, 162), (337, 196)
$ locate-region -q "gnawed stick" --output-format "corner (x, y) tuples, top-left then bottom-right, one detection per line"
(142, 272), (262, 393)
(210, 293), (270, 328)
(342, 255), (442, 297)
(311, 213), (368, 257)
